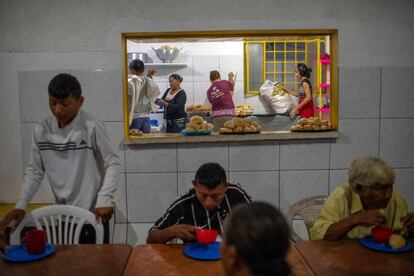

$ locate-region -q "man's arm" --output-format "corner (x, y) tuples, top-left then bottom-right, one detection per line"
(323, 210), (386, 240)
(147, 224), (195, 244)
(15, 127), (45, 211)
(93, 121), (121, 222)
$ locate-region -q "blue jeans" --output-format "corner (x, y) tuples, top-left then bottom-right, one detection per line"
(166, 117), (187, 133)
(130, 117), (151, 133)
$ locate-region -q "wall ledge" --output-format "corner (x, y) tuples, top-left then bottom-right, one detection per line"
(123, 131), (339, 145)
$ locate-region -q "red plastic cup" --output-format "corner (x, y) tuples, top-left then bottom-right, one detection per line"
(371, 226), (393, 244)
(195, 228), (218, 244)
(25, 229), (45, 254)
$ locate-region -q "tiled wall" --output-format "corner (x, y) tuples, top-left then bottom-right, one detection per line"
(17, 66), (414, 244)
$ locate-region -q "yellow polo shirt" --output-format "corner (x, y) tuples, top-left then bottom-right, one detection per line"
(310, 184), (409, 240)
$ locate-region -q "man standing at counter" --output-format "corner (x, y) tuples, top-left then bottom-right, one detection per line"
(147, 163), (252, 243)
(128, 59), (160, 133)
(0, 73), (121, 243)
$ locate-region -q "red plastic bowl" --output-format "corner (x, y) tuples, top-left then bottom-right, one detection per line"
(371, 226), (393, 244)
(195, 228), (218, 244)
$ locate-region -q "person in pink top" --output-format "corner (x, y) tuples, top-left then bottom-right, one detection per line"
(207, 70), (236, 131)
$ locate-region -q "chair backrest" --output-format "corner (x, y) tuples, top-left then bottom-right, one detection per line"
(10, 205), (104, 245)
(286, 195), (327, 242)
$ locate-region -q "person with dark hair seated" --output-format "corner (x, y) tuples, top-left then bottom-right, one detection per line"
(221, 202), (291, 276)
(147, 162), (252, 243)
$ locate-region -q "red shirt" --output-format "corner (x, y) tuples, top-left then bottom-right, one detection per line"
(207, 80), (235, 111)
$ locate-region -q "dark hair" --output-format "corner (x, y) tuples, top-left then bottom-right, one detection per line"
(48, 73), (82, 99)
(194, 163), (227, 189)
(209, 70), (221, 82)
(297, 63), (312, 78)
(129, 59), (145, 73)
(169, 74), (183, 82)
(224, 202), (291, 276)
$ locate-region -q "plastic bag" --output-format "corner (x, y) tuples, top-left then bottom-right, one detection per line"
(259, 80), (295, 114)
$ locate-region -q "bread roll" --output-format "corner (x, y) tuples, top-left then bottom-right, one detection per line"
(190, 116), (203, 124)
(389, 234), (406, 249)
(224, 120), (235, 129)
(312, 125), (321, 131)
(234, 126), (243, 133)
(187, 122), (201, 130)
(219, 127), (232, 133)
(303, 124), (312, 131)
(233, 118), (243, 127)
(207, 123), (214, 131)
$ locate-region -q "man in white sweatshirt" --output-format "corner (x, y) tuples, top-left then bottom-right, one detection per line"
(128, 59), (160, 133)
(0, 73), (121, 244)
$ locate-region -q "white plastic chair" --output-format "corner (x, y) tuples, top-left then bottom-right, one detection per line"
(10, 205), (104, 245)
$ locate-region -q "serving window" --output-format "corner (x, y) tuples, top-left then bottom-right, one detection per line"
(121, 30), (338, 144)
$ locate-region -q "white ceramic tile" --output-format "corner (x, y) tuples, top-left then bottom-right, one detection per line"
(330, 119), (380, 169)
(70, 69), (123, 122)
(125, 144), (177, 173)
(157, 81), (169, 95)
(18, 70), (67, 123)
(152, 67), (172, 82)
(229, 141), (279, 171)
(280, 140), (330, 170)
(229, 171), (279, 205)
(394, 168), (414, 212)
(112, 223), (127, 244)
(380, 119), (414, 168)
(177, 172), (196, 196)
(177, 142), (228, 172)
(339, 67), (381, 119)
(279, 170), (329, 211)
(329, 170), (348, 193)
(381, 67), (414, 118)
(114, 174), (127, 223)
(103, 121), (125, 170)
(193, 55), (220, 82)
(219, 55), (244, 82)
(193, 82), (211, 105)
(126, 173), (177, 222)
(232, 80), (246, 106)
(180, 81), (194, 108)
(127, 223), (154, 246)
(167, 62), (194, 83)
(65, 52), (122, 70)
(245, 94), (267, 110)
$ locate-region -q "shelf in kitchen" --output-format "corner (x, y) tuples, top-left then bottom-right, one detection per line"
(145, 63), (187, 67)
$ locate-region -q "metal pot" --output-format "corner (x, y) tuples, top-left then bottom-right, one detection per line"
(128, 52), (148, 63)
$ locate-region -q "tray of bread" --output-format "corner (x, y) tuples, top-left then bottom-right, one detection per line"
(290, 117), (333, 132)
(219, 117), (262, 134)
(235, 104), (254, 116)
(182, 116), (214, 136)
(186, 104), (211, 114)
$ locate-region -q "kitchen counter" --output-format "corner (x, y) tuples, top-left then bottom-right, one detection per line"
(124, 130), (339, 145)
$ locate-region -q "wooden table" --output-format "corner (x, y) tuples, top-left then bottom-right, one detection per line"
(0, 244), (132, 276)
(296, 240), (414, 276)
(123, 243), (314, 275)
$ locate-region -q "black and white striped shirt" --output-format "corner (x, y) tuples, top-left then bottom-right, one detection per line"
(151, 183), (252, 233)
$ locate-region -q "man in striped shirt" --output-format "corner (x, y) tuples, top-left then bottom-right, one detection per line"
(147, 163), (252, 244)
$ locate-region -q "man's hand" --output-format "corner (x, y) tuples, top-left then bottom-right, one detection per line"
(351, 210), (386, 226)
(0, 209), (26, 234)
(95, 207), (113, 222)
(147, 69), (157, 78)
(170, 224), (196, 241)
(401, 213), (414, 233)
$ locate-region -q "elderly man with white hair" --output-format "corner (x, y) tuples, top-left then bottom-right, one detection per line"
(311, 155), (414, 240)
